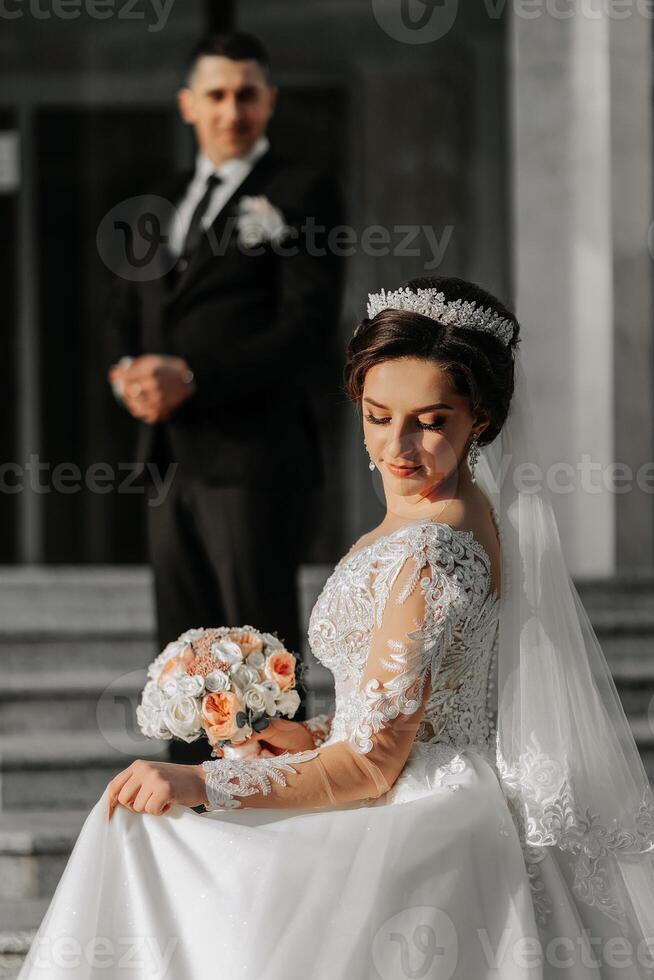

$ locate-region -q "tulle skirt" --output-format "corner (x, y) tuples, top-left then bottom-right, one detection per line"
(17, 742), (636, 980)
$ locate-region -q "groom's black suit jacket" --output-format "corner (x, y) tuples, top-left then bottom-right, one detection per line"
(105, 148), (344, 485)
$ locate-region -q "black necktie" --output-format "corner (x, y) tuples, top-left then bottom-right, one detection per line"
(180, 173), (222, 258)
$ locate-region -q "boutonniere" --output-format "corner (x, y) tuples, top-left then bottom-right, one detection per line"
(237, 195), (289, 248)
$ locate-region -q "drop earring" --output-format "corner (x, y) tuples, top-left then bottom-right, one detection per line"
(467, 433), (480, 484)
(365, 444), (375, 471)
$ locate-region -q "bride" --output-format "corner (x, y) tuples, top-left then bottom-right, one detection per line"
(18, 277), (654, 979)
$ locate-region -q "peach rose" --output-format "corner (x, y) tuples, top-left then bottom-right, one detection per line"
(264, 650), (296, 692)
(159, 655), (190, 684)
(201, 690), (243, 741)
(231, 631), (264, 656)
(181, 645), (196, 664)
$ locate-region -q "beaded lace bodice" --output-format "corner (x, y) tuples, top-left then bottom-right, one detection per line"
(308, 519), (500, 760)
(201, 515), (501, 814)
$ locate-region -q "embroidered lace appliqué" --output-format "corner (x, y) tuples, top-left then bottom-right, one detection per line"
(497, 732), (654, 930)
(202, 750), (320, 810)
(311, 523), (500, 759)
(202, 520), (500, 812)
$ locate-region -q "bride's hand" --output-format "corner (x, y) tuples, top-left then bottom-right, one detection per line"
(239, 718), (315, 755)
(106, 759), (209, 821)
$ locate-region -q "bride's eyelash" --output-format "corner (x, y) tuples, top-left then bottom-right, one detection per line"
(364, 413), (446, 432)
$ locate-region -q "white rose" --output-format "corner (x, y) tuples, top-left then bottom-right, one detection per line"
(260, 679), (281, 699)
(230, 665), (261, 690)
(162, 640), (187, 658)
(211, 640), (244, 666)
(244, 683), (277, 716)
(176, 674), (205, 697)
(246, 651), (265, 670)
(163, 695), (202, 741)
(161, 677), (180, 697)
(161, 673), (197, 697)
(261, 632), (285, 652)
(276, 690), (301, 717)
(204, 670), (231, 692)
(141, 680), (165, 709)
(136, 703), (171, 740)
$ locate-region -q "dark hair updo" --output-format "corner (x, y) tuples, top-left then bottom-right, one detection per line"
(344, 276), (521, 448)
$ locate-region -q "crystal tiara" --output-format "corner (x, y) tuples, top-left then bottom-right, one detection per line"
(364, 286), (515, 348)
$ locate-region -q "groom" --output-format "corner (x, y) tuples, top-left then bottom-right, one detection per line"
(106, 32), (343, 763)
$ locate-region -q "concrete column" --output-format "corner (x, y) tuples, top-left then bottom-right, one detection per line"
(511, 2), (653, 577)
(609, 14), (654, 572)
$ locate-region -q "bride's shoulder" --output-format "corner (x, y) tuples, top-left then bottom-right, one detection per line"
(433, 495), (501, 594)
(439, 495), (499, 554)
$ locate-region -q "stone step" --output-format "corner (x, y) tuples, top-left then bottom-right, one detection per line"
(0, 809), (87, 902)
(0, 731), (169, 811)
(0, 670), (149, 734)
(0, 632), (156, 673)
(575, 579), (654, 641)
(0, 567), (157, 687)
(587, 609), (654, 636)
(0, 567), (154, 633)
(0, 565), (650, 632)
(609, 659), (654, 715)
(626, 717), (654, 784)
(2, 645), (651, 724)
(597, 634), (654, 665)
(0, 899), (48, 980)
(576, 574), (654, 600)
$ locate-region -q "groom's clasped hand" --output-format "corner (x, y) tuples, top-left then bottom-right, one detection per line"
(108, 354), (196, 425)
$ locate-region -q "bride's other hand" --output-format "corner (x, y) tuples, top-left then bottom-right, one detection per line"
(239, 718), (315, 755)
(106, 759), (209, 821)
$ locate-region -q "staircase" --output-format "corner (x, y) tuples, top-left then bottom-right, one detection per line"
(0, 567), (652, 978)
(0, 567), (163, 978)
(575, 575), (654, 781)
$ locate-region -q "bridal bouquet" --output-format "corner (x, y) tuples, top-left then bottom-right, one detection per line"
(136, 627), (306, 759)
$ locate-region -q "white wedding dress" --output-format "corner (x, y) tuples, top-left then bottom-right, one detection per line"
(18, 515), (630, 980)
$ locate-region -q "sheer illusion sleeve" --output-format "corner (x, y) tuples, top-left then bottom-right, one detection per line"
(200, 545), (463, 811)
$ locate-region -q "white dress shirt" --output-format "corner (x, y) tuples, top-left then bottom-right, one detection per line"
(167, 135), (270, 257)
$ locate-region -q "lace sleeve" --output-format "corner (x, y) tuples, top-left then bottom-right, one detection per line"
(200, 542), (464, 811)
